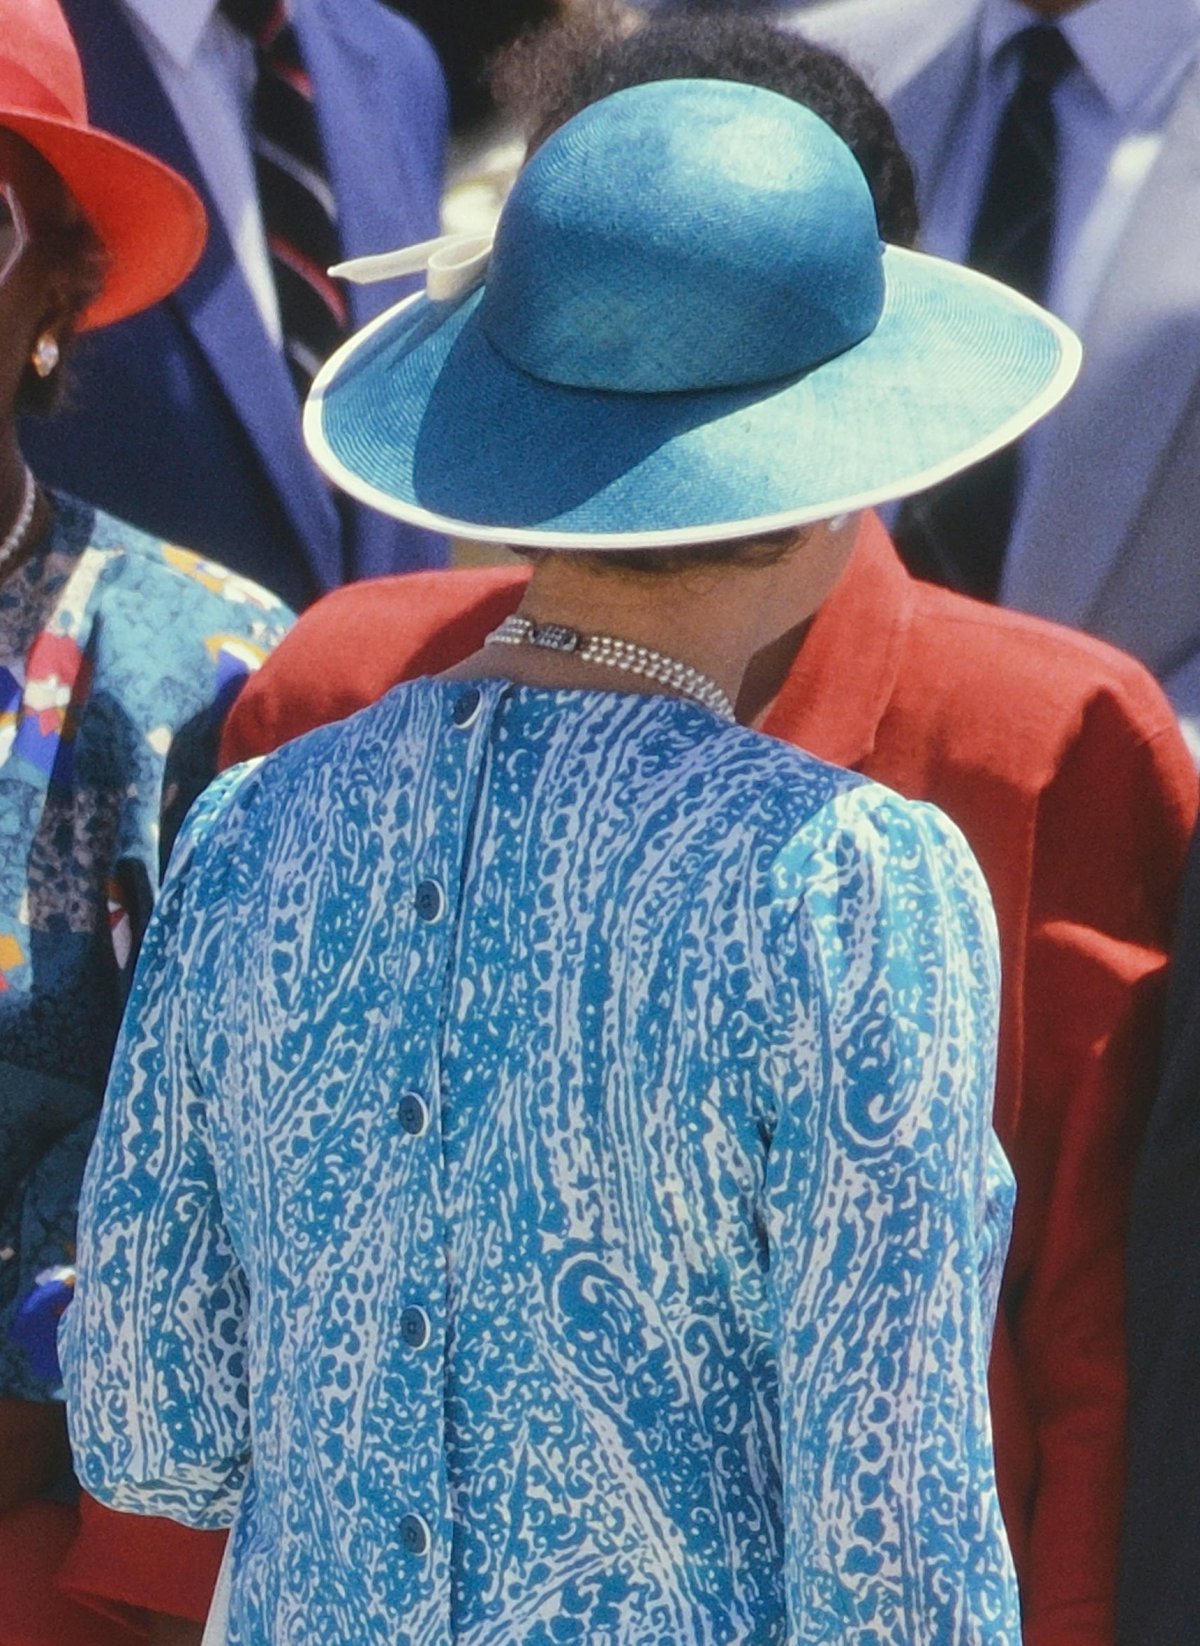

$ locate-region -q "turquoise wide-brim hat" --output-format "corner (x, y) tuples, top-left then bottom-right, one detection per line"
(305, 78), (1081, 549)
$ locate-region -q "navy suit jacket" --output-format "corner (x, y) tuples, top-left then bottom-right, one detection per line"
(23, 0), (449, 610)
(1121, 822), (1200, 1646)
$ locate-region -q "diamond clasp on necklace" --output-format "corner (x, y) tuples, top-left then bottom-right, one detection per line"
(528, 623), (581, 653)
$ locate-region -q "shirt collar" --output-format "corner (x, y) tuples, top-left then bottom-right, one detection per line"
(979, 0), (1200, 119)
(120, 0), (220, 71)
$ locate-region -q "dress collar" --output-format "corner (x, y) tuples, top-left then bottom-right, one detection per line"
(762, 512), (911, 772)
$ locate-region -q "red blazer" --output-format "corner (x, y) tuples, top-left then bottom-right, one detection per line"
(86, 517), (1200, 1645)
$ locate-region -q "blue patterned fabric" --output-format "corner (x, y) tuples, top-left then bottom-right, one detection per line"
(0, 492), (291, 1400)
(65, 677), (1018, 1644)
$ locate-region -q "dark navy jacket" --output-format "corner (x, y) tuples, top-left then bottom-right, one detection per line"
(1121, 821), (1200, 1646)
(24, 0), (449, 609)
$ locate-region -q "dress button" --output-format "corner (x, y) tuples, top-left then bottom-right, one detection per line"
(400, 1306), (430, 1349)
(398, 1092), (429, 1136)
(451, 687), (482, 727)
(399, 1513), (431, 1557)
(415, 879), (444, 922)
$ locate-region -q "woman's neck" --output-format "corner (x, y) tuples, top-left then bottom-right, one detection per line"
(0, 429), (53, 583)
(0, 430), (27, 533)
(443, 514), (860, 722)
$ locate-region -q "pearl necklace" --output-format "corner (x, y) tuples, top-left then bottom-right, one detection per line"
(0, 465), (37, 577)
(486, 614), (736, 721)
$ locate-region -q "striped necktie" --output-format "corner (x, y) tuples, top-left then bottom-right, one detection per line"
(221, 0), (349, 396)
(893, 25), (1075, 600)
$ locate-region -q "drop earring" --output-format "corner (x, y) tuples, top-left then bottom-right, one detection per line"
(31, 333), (60, 378)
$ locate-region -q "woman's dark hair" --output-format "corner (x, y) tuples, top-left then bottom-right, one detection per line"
(491, 7), (919, 247)
(6, 129), (110, 417)
(17, 213), (107, 416)
(512, 528), (809, 578)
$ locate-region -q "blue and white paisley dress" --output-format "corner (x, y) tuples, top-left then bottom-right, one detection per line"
(64, 677), (1018, 1645)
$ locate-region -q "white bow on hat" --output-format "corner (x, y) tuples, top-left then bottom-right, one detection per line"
(332, 232), (493, 303)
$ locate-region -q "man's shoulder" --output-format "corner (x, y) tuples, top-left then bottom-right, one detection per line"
(300, 0), (440, 69)
(297, 0), (448, 162)
(850, 579), (1197, 938)
(896, 580), (1190, 780)
(343, 0), (432, 48)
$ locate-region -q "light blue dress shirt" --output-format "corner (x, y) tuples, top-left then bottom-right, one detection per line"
(924, 0), (1200, 320)
(914, 0), (1200, 581)
(64, 678), (1018, 1644)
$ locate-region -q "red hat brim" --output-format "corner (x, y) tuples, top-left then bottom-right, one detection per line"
(1, 109), (206, 329)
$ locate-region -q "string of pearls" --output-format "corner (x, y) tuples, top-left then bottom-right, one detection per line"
(486, 614), (736, 721)
(0, 465), (37, 579)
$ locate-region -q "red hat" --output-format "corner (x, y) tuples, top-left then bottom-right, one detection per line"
(0, 0), (207, 328)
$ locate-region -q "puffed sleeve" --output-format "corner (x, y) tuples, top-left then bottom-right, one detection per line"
(766, 784), (1018, 1643)
(61, 768), (255, 1529)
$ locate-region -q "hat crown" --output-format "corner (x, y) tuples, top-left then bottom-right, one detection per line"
(0, 0), (86, 125)
(480, 79), (886, 395)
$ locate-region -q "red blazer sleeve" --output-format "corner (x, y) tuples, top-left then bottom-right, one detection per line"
(1008, 687), (1196, 1646)
(56, 1494), (226, 1626)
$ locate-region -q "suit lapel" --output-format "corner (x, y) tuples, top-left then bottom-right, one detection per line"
(298, 0), (438, 323)
(301, 3), (390, 332)
(1002, 59), (1200, 628)
(295, 0), (446, 579)
(884, 19), (983, 216)
(61, 0), (342, 590)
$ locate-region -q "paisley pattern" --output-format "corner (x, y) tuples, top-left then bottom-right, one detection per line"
(0, 492), (291, 1400)
(65, 678), (1018, 1644)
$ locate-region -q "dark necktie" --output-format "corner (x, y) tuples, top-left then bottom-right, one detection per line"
(221, 0), (349, 397)
(893, 25), (1076, 599)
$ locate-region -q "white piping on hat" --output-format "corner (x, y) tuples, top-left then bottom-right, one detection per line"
(304, 251), (1084, 551)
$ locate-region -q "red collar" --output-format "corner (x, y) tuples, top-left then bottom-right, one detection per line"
(762, 512), (913, 770)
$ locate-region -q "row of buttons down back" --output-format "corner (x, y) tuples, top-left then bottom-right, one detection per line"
(397, 686), (479, 1563)
(414, 690), (484, 922)
(397, 1293), (430, 1558)
(396, 1093), (432, 1555)
(397, 1250), (432, 1557)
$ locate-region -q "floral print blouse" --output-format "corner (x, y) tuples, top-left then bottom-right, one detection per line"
(0, 491), (291, 1401)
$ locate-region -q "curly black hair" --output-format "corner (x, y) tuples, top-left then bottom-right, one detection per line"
(491, 6), (919, 247)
